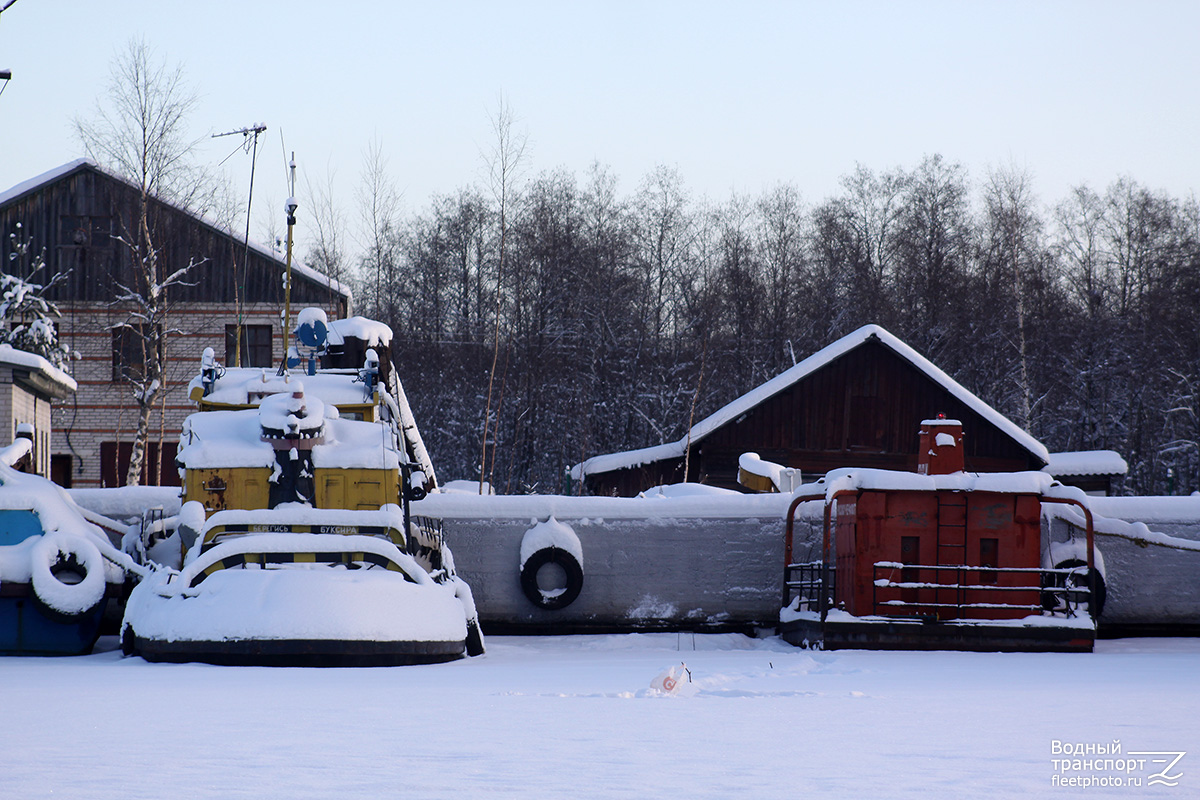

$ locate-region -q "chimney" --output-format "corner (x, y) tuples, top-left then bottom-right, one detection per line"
(917, 415), (964, 475)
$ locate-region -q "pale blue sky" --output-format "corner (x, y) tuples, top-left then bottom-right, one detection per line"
(1, 1), (1197, 251)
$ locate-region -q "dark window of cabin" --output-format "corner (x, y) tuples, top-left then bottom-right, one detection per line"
(979, 537), (999, 584)
(225, 324), (274, 368)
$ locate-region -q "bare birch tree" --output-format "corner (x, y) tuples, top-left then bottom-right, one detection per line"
(355, 140), (402, 323)
(479, 96), (527, 491)
(304, 163), (349, 312)
(74, 38), (208, 485)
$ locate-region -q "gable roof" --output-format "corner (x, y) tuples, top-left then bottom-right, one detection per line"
(571, 324), (1050, 479)
(0, 159), (350, 301)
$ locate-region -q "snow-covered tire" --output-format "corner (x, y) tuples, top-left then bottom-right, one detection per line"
(1043, 559), (1107, 619)
(520, 547), (584, 610)
(30, 532), (107, 623)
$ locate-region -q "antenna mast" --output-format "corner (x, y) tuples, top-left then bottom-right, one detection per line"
(213, 123), (267, 367)
(283, 153), (298, 369)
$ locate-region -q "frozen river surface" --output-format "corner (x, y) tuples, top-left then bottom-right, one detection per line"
(2, 633), (1195, 799)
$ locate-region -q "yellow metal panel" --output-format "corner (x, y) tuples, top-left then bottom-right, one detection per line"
(183, 467), (273, 516)
(737, 467), (779, 493)
(321, 473), (346, 509)
(314, 467), (398, 510)
(334, 402), (377, 423)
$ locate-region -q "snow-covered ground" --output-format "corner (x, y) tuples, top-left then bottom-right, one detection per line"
(2, 634), (1195, 799)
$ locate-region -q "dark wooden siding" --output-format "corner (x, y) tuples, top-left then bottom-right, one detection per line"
(586, 337), (1044, 496)
(583, 456), (686, 497)
(0, 163), (344, 312)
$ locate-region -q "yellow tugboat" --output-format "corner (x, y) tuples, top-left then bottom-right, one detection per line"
(121, 309), (483, 666)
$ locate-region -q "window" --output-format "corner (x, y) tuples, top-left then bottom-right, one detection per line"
(59, 215), (113, 248)
(112, 324), (159, 382)
(100, 441), (180, 488)
(225, 324), (274, 368)
(979, 537), (999, 585)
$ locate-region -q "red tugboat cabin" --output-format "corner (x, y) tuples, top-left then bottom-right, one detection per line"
(782, 417), (1097, 652)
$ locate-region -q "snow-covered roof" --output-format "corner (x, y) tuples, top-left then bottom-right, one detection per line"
(0, 343), (77, 395)
(177, 407), (401, 471)
(328, 316), (393, 348)
(573, 441), (686, 478)
(0, 159), (92, 208)
(1042, 450), (1128, 477)
(572, 324), (1049, 479)
(414, 488), (794, 521)
(0, 159), (350, 301)
(190, 367), (375, 407)
(811, 467), (1056, 499)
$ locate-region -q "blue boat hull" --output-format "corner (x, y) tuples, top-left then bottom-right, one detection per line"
(0, 588), (107, 656)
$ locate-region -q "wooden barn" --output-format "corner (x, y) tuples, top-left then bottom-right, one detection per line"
(572, 325), (1075, 496)
(0, 160), (350, 489)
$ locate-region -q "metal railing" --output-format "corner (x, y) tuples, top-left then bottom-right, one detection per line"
(783, 560), (835, 618)
(870, 562), (1095, 620)
(408, 515), (446, 571)
(784, 560), (1095, 622)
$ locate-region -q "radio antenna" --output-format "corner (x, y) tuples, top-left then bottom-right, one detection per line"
(213, 124), (267, 367)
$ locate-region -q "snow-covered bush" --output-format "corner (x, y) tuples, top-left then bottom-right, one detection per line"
(3, 223), (71, 368)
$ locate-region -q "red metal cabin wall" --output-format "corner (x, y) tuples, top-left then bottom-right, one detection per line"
(834, 496), (860, 613)
(836, 490), (1042, 620)
(963, 492), (1041, 619)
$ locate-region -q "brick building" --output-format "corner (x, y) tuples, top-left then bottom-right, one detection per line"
(0, 345), (76, 477)
(0, 160), (350, 488)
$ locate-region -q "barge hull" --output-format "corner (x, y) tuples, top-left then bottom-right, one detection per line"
(780, 616), (1094, 653)
(131, 634), (465, 667)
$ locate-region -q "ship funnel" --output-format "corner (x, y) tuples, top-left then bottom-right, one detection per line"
(917, 415), (964, 475)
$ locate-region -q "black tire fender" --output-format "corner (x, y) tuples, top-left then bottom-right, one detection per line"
(1043, 558), (1107, 618)
(520, 547), (584, 610)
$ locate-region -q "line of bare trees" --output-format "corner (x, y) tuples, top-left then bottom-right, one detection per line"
(71, 41), (1197, 496)
(58, 37), (1200, 495)
(329, 152), (1200, 497)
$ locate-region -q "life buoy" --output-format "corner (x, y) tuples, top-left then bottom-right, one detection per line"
(520, 547), (584, 610)
(30, 532), (108, 623)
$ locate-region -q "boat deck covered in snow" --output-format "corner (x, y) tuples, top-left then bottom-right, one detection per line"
(119, 311), (482, 666)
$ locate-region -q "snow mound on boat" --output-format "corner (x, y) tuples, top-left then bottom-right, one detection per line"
(126, 566), (467, 643)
